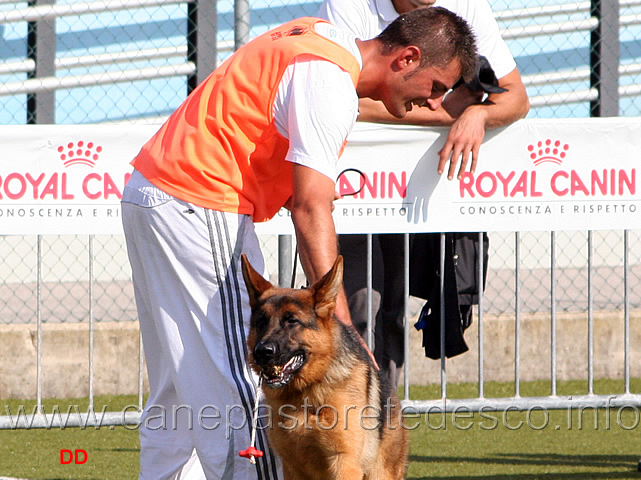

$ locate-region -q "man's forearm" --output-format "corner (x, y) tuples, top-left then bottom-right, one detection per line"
(291, 205), (338, 286)
(290, 199), (352, 327)
(479, 68), (530, 129)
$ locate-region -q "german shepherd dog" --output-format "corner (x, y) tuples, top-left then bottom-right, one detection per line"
(241, 254), (408, 480)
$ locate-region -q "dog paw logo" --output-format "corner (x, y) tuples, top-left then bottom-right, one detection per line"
(58, 141), (102, 167)
(528, 139), (569, 166)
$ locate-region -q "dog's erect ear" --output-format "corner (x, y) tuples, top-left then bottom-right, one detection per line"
(241, 254), (273, 308)
(312, 255), (343, 320)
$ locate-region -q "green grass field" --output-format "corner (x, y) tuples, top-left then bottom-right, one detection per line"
(1, 380), (640, 480)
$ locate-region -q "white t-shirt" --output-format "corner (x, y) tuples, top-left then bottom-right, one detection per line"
(317, 0), (516, 79)
(272, 22), (362, 181)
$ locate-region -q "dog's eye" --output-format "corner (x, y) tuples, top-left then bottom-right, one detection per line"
(282, 312), (301, 327)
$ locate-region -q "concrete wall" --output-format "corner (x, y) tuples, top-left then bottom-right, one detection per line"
(0, 322), (146, 399)
(407, 311), (641, 386)
(1, 312), (640, 399)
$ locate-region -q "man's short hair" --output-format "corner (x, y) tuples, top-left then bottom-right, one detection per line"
(376, 6), (478, 83)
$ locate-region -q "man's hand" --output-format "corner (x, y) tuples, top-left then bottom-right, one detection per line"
(437, 103), (488, 180)
(438, 67), (529, 180)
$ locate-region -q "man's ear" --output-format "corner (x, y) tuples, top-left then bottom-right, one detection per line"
(396, 45), (421, 72)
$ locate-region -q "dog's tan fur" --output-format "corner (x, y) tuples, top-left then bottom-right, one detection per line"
(241, 254), (408, 480)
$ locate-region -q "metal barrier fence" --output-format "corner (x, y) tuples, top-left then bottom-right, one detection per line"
(1, 229), (640, 429)
(2, 231), (639, 321)
(1, 0), (640, 431)
(401, 231), (641, 414)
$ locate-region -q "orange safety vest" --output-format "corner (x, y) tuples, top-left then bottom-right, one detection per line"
(131, 17), (361, 222)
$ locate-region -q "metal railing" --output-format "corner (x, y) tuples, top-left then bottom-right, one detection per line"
(1, 228), (639, 429)
(1, 1), (639, 119)
(401, 231), (641, 414)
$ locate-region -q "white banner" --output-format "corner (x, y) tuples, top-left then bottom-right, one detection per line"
(0, 124), (157, 235)
(0, 118), (639, 235)
(260, 118), (641, 234)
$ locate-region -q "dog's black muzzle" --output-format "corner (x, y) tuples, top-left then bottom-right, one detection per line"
(253, 341), (279, 365)
(252, 341), (305, 389)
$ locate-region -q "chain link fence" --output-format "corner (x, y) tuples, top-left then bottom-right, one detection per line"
(0, 0), (640, 328)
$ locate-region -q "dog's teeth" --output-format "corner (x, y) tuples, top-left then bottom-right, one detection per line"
(284, 354), (303, 371)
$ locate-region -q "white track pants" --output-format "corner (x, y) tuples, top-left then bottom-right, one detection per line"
(122, 171), (281, 480)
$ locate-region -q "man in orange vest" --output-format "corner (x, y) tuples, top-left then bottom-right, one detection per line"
(122, 9), (477, 479)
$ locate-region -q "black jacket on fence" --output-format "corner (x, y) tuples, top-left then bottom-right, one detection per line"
(410, 232), (489, 360)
